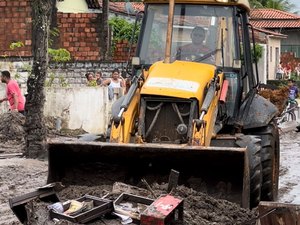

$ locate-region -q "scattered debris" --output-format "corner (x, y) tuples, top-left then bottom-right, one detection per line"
(112, 182), (150, 196)
(141, 194), (184, 225)
(141, 179), (157, 198)
(258, 201), (300, 225)
(56, 183), (257, 225)
(112, 211), (133, 224)
(167, 169), (180, 193)
(0, 153), (23, 159)
(49, 195), (113, 223)
(259, 86), (289, 115)
(113, 193), (153, 222)
(9, 181), (258, 225)
(9, 185), (59, 224)
(45, 116), (87, 138)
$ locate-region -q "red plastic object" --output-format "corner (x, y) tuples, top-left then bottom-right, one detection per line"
(140, 194), (183, 225)
(220, 79), (229, 103)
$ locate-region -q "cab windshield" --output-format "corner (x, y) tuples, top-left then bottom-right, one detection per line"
(139, 4), (237, 67)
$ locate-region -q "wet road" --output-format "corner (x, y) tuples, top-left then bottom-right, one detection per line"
(278, 130), (300, 203)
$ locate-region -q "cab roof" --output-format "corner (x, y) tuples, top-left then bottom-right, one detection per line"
(143, 0), (250, 13)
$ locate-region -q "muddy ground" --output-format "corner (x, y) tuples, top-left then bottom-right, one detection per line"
(0, 111), (299, 225)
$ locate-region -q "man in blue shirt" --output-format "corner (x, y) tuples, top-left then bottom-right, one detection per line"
(288, 79), (299, 101)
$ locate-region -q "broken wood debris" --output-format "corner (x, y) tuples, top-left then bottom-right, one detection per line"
(0, 153), (23, 159)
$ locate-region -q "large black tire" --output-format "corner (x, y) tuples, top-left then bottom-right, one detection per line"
(236, 135), (262, 208)
(247, 121), (279, 201)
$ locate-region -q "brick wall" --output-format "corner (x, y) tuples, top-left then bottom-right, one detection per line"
(57, 12), (102, 61)
(113, 40), (136, 62)
(46, 61), (127, 87)
(0, 0), (32, 57)
(0, 59), (126, 88)
(0, 0), (135, 63)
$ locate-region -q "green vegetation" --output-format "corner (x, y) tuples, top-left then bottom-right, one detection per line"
(290, 72), (300, 81)
(48, 48), (71, 62)
(86, 80), (97, 87)
(58, 74), (69, 87)
(267, 79), (300, 88)
(241, 43), (264, 63)
(9, 34), (71, 87)
(9, 41), (24, 50)
(252, 43), (263, 63)
(108, 16), (141, 54)
(45, 28), (71, 87)
(9, 41), (32, 82)
(45, 72), (56, 87)
(249, 0), (296, 13)
(49, 27), (60, 47)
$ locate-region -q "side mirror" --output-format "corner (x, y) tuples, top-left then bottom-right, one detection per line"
(132, 57), (141, 66)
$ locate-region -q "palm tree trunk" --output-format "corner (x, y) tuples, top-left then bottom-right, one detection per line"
(100, 0), (109, 60)
(25, 0), (56, 158)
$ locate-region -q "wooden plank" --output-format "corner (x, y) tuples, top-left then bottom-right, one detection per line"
(0, 153), (23, 159)
(167, 169), (179, 193)
(259, 201), (300, 225)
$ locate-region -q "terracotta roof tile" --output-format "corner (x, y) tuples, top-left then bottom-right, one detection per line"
(253, 27), (287, 38)
(95, 1), (144, 14)
(250, 8), (300, 28)
(250, 8), (300, 20)
(86, 0), (101, 9)
(87, 3), (300, 29)
(251, 20), (300, 28)
(113, 2), (144, 12)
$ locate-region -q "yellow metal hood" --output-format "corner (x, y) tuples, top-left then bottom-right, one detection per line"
(141, 61), (216, 99)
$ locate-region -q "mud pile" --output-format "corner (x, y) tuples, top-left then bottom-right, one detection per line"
(0, 113), (85, 142)
(259, 86), (289, 115)
(24, 183), (257, 225)
(45, 116), (87, 137)
(2, 115), (257, 224)
(0, 111), (25, 142)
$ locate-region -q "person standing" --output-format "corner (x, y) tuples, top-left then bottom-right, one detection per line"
(102, 68), (125, 100)
(102, 68), (125, 88)
(85, 72), (96, 86)
(294, 63), (300, 78)
(176, 26), (213, 63)
(95, 71), (103, 85)
(0, 70), (25, 114)
(276, 61), (284, 80)
(287, 79), (299, 118)
(284, 62), (292, 80)
(288, 79), (299, 101)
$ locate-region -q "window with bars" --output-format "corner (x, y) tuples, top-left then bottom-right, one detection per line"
(282, 45), (300, 58)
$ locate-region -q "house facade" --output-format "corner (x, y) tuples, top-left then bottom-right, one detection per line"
(250, 8), (300, 74)
(252, 27), (286, 81)
(0, 0), (144, 87)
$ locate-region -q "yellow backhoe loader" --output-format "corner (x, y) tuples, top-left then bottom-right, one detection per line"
(48, 0), (280, 208)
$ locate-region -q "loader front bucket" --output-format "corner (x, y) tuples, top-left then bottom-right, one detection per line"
(47, 140), (250, 207)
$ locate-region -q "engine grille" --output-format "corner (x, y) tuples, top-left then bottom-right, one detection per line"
(139, 97), (197, 144)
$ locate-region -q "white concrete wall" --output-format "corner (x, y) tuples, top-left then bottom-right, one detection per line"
(257, 44), (267, 84)
(0, 83), (9, 113)
(44, 87), (111, 134)
(57, 0), (90, 13)
(0, 85), (118, 134)
(267, 37), (282, 80)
